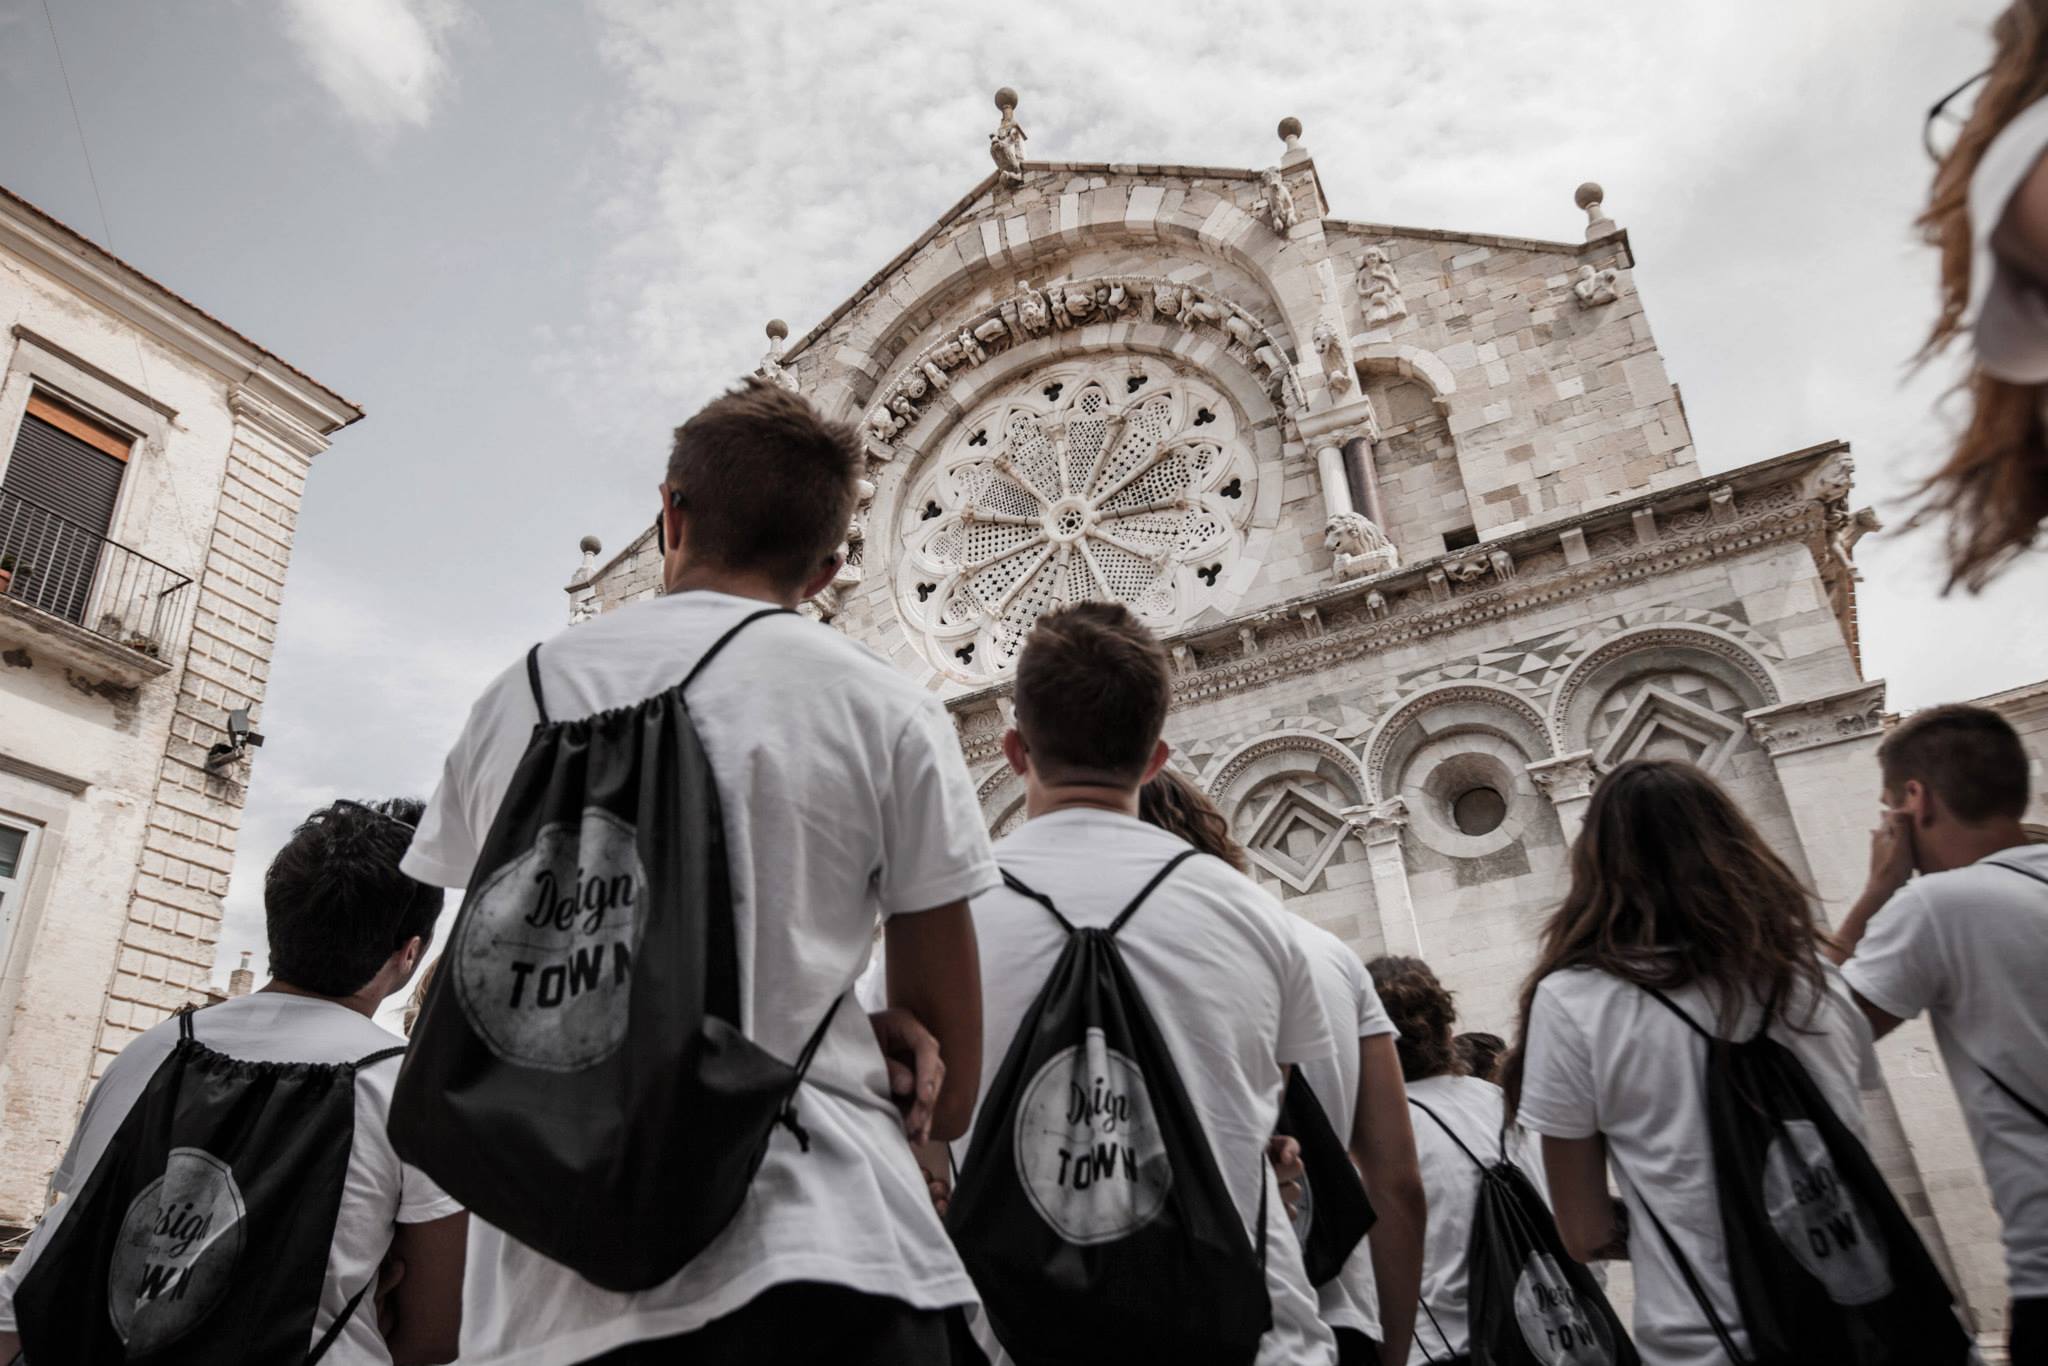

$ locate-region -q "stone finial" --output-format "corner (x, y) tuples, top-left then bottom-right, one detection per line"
(1278, 115), (1308, 166)
(579, 534), (602, 556)
(765, 318), (789, 349)
(227, 950), (255, 999)
(1575, 181), (1616, 240)
(991, 87), (1027, 185)
(569, 534), (602, 590)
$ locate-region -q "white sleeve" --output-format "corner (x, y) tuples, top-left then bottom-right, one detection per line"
(874, 699), (999, 916)
(1273, 920), (1335, 1067)
(1840, 883), (1947, 1025)
(400, 660), (529, 889)
(1352, 956), (1397, 1040)
(1515, 977), (1600, 1140)
(397, 1160), (465, 1225)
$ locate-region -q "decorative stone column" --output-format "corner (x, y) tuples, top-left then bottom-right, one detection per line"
(1526, 750), (1598, 844)
(1315, 443), (1354, 524)
(1345, 799), (1422, 956)
(1746, 679), (2005, 1331)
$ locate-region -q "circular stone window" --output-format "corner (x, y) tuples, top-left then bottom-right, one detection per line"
(1450, 785), (1508, 837)
(893, 358), (1260, 683)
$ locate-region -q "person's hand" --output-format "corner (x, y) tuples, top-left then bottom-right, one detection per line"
(1267, 1134), (1305, 1220)
(869, 1006), (945, 1143)
(374, 1253), (406, 1338)
(1866, 808), (1915, 903)
(919, 1161), (952, 1218)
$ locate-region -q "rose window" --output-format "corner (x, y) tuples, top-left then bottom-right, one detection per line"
(894, 359), (1259, 683)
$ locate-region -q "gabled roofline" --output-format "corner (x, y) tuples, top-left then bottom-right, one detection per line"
(0, 185), (363, 439)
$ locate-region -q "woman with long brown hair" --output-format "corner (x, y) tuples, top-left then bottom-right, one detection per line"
(1917, 0), (2048, 587)
(1507, 760), (1881, 1366)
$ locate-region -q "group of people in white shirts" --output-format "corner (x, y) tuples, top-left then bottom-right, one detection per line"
(0, 375), (2040, 1366)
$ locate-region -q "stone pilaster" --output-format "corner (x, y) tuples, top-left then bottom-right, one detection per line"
(1346, 799), (1421, 956)
(1526, 750), (1599, 844)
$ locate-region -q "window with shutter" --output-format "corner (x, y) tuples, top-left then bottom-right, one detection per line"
(1, 393), (131, 625)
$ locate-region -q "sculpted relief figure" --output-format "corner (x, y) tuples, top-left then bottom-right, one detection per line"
(1827, 505), (1882, 580)
(1313, 321), (1355, 396)
(990, 89), (1028, 185)
(1325, 511), (1399, 581)
(1358, 245), (1409, 327)
(1015, 281), (1052, 335)
(1256, 167), (1299, 233)
(1573, 264), (1621, 308)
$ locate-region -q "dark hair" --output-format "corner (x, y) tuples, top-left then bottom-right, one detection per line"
(1012, 602), (1171, 784)
(1504, 760), (1827, 1113)
(1367, 955), (1463, 1082)
(1914, 0), (2048, 589)
(666, 376), (862, 591)
(1878, 703), (2030, 823)
(265, 798), (444, 998)
(1454, 1031), (1507, 1084)
(1139, 767), (1247, 872)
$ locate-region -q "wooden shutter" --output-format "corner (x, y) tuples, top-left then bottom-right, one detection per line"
(3, 404), (130, 625)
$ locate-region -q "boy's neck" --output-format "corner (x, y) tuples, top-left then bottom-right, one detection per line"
(1922, 819), (2033, 874)
(260, 977), (383, 1019)
(663, 562), (800, 608)
(1028, 782), (1142, 820)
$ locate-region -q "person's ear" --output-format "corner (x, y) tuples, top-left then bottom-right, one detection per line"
(1140, 738), (1172, 785)
(659, 485), (687, 559)
(799, 549), (843, 603)
(1902, 779), (1936, 828)
(1003, 727), (1030, 777)
(396, 935), (423, 979)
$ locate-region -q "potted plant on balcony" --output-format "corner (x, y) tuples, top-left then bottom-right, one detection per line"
(0, 554), (13, 596)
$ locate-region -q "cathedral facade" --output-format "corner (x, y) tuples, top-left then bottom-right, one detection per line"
(571, 96), (2019, 1333)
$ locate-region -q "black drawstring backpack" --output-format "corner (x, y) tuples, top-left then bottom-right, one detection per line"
(1407, 1097), (1636, 1366)
(1274, 1066), (1375, 1286)
(1631, 986), (1972, 1366)
(11, 1008), (400, 1364)
(945, 852), (1273, 1366)
(390, 607), (845, 1293)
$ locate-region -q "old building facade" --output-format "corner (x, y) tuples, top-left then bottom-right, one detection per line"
(0, 187), (359, 1234)
(572, 99), (2028, 1338)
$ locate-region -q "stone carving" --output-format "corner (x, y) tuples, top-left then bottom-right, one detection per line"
(1239, 626), (1261, 657)
(1427, 568), (1451, 602)
(989, 88), (1027, 186)
(1489, 547), (1517, 581)
(755, 319), (799, 392)
(1346, 796), (1409, 845)
(1575, 181), (1616, 239)
(1366, 589), (1389, 620)
(1298, 606), (1324, 638)
(1572, 265), (1620, 308)
(1444, 557), (1490, 585)
(1325, 512), (1399, 581)
(1526, 751), (1599, 805)
(1171, 642), (1194, 676)
(1313, 321), (1355, 397)
(1744, 682), (1887, 758)
(1358, 245), (1409, 327)
(1255, 167), (1299, 233)
(1826, 506), (1881, 580)
(863, 275), (1304, 449)
(1708, 485), (1736, 524)
(896, 357), (1261, 682)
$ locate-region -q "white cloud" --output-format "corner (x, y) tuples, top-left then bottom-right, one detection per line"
(279, 0), (465, 137)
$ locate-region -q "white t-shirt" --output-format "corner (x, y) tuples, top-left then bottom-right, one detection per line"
(0, 993), (461, 1364)
(1842, 844), (2048, 1299)
(401, 590), (999, 1366)
(1403, 1073), (1552, 1365)
(1288, 914), (1397, 1343)
(1516, 964), (1879, 1366)
(1966, 96), (2048, 385)
(961, 809), (1338, 1366)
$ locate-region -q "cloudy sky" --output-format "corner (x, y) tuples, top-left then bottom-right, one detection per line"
(2, 0), (2041, 986)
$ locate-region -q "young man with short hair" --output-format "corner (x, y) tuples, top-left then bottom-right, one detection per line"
(0, 798), (468, 1365)
(962, 601), (1340, 1364)
(400, 378), (994, 1365)
(1830, 703), (2048, 1366)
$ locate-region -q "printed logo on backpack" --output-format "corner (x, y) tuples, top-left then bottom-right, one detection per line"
(1014, 1025), (1173, 1243)
(107, 1146), (248, 1353)
(1510, 1250), (1613, 1366)
(455, 808), (648, 1070)
(1760, 1119), (1891, 1305)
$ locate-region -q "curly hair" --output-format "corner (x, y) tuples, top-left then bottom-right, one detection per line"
(1913, 0), (2048, 588)
(1366, 955), (1463, 1082)
(1139, 767), (1248, 873)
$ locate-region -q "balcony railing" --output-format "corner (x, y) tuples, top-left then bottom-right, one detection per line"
(0, 489), (194, 662)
